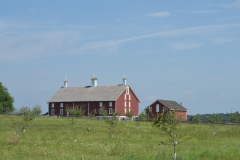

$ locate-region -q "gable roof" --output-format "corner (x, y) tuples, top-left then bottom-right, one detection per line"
(47, 84), (140, 103)
(151, 99), (187, 111)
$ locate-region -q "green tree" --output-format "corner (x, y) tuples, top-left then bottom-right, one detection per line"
(85, 109), (97, 131)
(19, 106), (34, 132)
(136, 111), (147, 130)
(102, 107), (121, 138)
(193, 114), (201, 131)
(152, 109), (189, 160)
(206, 113), (221, 135)
(230, 111), (240, 124)
(32, 105), (42, 121)
(0, 82), (14, 113)
(66, 104), (85, 124)
(0, 103), (3, 118)
(125, 110), (133, 121)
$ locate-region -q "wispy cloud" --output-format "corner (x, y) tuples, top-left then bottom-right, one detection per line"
(74, 23), (239, 53)
(188, 10), (219, 14)
(146, 12), (170, 17)
(169, 42), (202, 51)
(210, 37), (235, 44)
(218, 0), (240, 8)
(179, 90), (194, 99)
(146, 95), (157, 100)
(1, 21), (240, 61)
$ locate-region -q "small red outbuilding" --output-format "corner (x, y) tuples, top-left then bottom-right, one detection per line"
(146, 99), (188, 121)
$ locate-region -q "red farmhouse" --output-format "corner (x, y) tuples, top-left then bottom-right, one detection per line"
(47, 76), (140, 119)
(146, 99), (188, 121)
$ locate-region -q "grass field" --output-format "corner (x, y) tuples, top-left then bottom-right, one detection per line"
(0, 115), (240, 160)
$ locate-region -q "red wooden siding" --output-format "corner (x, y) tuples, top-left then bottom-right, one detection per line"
(116, 88), (139, 116)
(176, 111), (187, 121)
(146, 101), (187, 121)
(49, 101), (115, 116)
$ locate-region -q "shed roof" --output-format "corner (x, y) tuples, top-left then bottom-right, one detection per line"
(47, 84), (140, 103)
(153, 99), (187, 111)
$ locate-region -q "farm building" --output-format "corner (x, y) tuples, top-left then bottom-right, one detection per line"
(146, 99), (188, 121)
(47, 75), (140, 119)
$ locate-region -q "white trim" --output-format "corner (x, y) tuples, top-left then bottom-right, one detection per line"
(125, 108), (126, 114)
(126, 87), (129, 94)
(129, 101), (131, 107)
(60, 103), (63, 108)
(163, 107), (166, 112)
(124, 101), (126, 107)
(156, 104), (159, 112)
(51, 109), (55, 115)
(129, 95), (131, 100)
(88, 102), (89, 116)
(125, 94), (126, 100)
(99, 108), (103, 114)
(109, 108), (113, 114)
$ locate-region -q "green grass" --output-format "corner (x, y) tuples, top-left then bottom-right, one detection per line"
(0, 115), (240, 160)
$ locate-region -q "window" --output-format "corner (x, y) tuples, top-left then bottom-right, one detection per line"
(163, 107), (166, 112)
(99, 108), (103, 114)
(52, 103), (54, 108)
(124, 101), (126, 107)
(60, 103), (63, 108)
(129, 102), (131, 107)
(51, 109), (55, 115)
(125, 108), (126, 114)
(129, 108), (131, 113)
(126, 87), (129, 94)
(109, 108), (112, 114)
(125, 94), (126, 100)
(60, 109), (63, 115)
(99, 102), (103, 107)
(149, 107), (152, 112)
(109, 102), (112, 107)
(129, 95), (131, 100)
(156, 104), (159, 113)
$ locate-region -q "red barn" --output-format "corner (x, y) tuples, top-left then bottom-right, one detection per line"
(47, 75), (140, 119)
(146, 99), (188, 121)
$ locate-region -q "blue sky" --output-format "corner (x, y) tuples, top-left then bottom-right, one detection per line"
(1, 0), (240, 115)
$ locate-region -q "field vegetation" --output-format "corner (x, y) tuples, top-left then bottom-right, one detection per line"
(0, 115), (240, 160)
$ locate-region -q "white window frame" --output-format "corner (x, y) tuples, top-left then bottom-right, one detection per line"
(129, 95), (131, 100)
(129, 108), (131, 113)
(109, 102), (112, 107)
(126, 87), (129, 94)
(109, 108), (112, 114)
(99, 102), (103, 107)
(163, 107), (166, 112)
(60, 103), (63, 108)
(125, 108), (126, 114)
(125, 94), (126, 100)
(156, 104), (159, 113)
(124, 101), (126, 107)
(60, 109), (63, 115)
(99, 108), (103, 114)
(52, 103), (54, 108)
(129, 102), (131, 107)
(51, 109), (55, 115)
